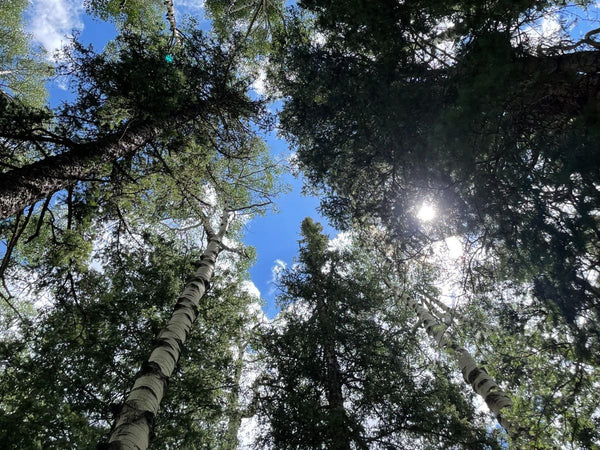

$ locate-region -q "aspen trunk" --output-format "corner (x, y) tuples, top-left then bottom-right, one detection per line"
(103, 215), (229, 450)
(163, 0), (180, 42)
(397, 290), (516, 437)
(0, 121), (160, 220)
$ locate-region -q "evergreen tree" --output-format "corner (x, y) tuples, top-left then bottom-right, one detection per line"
(255, 219), (502, 449)
(269, 1), (600, 339)
(0, 29), (261, 220)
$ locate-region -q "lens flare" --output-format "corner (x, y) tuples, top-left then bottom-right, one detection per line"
(416, 203), (436, 222)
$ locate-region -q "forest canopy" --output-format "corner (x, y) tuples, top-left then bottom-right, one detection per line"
(1, 0), (599, 448)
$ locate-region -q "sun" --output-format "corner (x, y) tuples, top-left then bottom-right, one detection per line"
(416, 203), (436, 222)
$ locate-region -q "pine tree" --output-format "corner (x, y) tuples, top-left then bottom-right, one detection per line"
(255, 219), (502, 449)
(269, 1), (600, 335)
(0, 29), (260, 220)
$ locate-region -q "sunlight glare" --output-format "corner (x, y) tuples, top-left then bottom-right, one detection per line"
(416, 203), (436, 222)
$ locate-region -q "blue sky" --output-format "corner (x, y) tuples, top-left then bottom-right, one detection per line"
(243, 131), (335, 317)
(26, 0), (336, 318)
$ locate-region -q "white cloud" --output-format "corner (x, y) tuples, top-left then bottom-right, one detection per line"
(271, 259), (286, 281)
(238, 415), (260, 449)
(251, 65), (268, 96)
(176, 0), (206, 14)
(268, 259), (286, 296)
(240, 280), (261, 299)
(26, 0), (84, 60)
(327, 231), (352, 252)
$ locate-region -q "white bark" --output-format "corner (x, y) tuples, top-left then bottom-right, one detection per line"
(105, 211), (230, 449)
(392, 287), (517, 437)
(163, 0), (180, 43)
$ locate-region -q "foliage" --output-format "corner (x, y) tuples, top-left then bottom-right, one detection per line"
(450, 279), (600, 448)
(269, 0), (600, 356)
(84, 0), (165, 33)
(0, 232), (259, 448)
(205, 0), (285, 59)
(254, 219), (502, 449)
(0, 0), (53, 107)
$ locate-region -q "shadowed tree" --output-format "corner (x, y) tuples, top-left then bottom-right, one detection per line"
(269, 0), (600, 368)
(255, 219), (503, 449)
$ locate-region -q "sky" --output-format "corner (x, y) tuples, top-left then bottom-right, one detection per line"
(24, 0), (337, 319)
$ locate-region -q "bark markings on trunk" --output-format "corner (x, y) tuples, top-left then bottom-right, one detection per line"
(163, 0), (180, 43)
(395, 289), (517, 437)
(104, 212), (229, 450)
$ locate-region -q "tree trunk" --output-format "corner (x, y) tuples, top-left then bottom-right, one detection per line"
(163, 0), (180, 42)
(102, 213), (229, 450)
(396, 289), (517, 437)
(0, 120), (161, 220)
(323, 343), (350, 450)
(316, 297), (351, 450)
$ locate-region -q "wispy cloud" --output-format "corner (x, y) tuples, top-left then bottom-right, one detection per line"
(176, 0), (206, 15)
(271, 259), (286, 281)
(26, 0), (84, 60)
(241, 280), (261, 299)
(268, 259), (287, 295)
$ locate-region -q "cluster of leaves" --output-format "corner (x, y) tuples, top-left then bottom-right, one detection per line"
(0, 0), (53, 107)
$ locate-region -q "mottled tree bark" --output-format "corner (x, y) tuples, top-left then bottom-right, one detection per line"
(163, 0), (180, 42)
(393, 288), (517, 437)
(0, 121), (160, 220)
(103, 212), (229, 450)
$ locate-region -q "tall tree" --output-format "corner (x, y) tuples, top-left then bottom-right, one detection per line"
(269, 1), (600, 339)
(255, 219), (502, 449)
(99, 129), (278, 447)
(0, 229), (262, 448)
(0, 29), (261, 220)
(450, 263), (600, 448)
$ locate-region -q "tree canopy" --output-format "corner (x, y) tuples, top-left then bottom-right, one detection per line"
(270, 0), (600, 359)
(1, 1), (599, 448)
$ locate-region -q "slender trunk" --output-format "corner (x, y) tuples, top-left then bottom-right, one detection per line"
(163, 0), (180, 42)
(103, 213), (229, 450)
(396, 289), (517, 437)
(221, 340), (245, 450)
(0, 121), (160, 220)
(323, 343), (350, 450)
